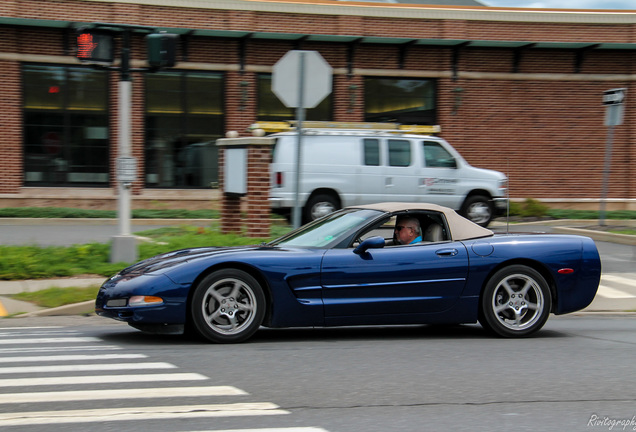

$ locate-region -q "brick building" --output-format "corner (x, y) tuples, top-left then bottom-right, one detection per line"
(0, 0), (634, 211)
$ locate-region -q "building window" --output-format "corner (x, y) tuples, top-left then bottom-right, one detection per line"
(145, 71), (224, 188)
(364, 78), (436, 125)
(257, 74), (332, 122)
(23, 64), (109, 186)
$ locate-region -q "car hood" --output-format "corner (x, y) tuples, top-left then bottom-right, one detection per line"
(119, 245), (266, 277)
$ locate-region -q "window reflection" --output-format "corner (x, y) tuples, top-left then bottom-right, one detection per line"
(23, 64), (109, 186)
(257, 74), (332, 121)
(145, 71), (224, 188)
(364, 78), (436, 125)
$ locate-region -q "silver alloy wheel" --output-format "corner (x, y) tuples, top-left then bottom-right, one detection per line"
(201, 277), (257, 335)
(491, 273), (544, 331)
(311, 201), (337, 220)
(466, 201), (491, 225)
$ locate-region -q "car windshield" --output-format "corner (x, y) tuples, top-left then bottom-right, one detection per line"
(270, 209), (383, 248)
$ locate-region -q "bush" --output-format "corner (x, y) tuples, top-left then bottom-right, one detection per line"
(520, 198), (550, 218)
(507, 198), (550, 218)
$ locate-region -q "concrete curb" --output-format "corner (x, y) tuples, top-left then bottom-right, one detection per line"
(16, 300), (95, 318)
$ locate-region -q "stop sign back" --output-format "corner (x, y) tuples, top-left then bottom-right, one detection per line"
(272, 50), (332, 109)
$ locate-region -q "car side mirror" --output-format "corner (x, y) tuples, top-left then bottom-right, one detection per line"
(354, 236), (386, 255)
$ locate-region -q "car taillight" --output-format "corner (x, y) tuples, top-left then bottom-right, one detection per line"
(275, 172), (283, 188)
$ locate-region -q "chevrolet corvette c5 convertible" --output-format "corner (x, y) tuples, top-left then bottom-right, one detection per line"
(95, 203), (601, 343)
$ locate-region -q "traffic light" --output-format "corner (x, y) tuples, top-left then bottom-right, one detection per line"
(76, 29), (114, 63)
(146, 33), (179, 68)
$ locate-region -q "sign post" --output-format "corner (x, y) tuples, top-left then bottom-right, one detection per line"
(272, 50), (332, 228)
(600, 88), (626, 226)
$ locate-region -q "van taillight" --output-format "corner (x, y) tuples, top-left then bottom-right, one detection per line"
(275, 172), (283, 188)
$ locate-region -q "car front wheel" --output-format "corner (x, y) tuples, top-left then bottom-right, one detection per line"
(191, 269), (265, 343)
(479, 265), (551, 338)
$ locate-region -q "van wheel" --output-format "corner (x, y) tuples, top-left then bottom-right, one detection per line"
(461, 195), (493, 227)
(304, 194), (339, 222)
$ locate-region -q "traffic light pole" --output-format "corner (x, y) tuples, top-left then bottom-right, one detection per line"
(75, 23), (180, 262)
(110, 29), (138, 263)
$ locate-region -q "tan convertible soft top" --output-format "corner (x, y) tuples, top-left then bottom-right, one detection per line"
(349, 202), (494, 241)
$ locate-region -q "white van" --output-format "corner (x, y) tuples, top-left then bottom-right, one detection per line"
(268, 125), (508, 227)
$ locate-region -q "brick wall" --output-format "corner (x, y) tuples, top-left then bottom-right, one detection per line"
(0, 0), (634, 205)
(0, 60), (22, 194)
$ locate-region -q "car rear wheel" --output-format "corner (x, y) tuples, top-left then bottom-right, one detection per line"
(304, 193), (339, 222)
(191, 269), (265, 343)
(460, 195), (493, 227)
(479, 265), (551, 338)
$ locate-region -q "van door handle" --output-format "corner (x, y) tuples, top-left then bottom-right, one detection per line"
(436, 248), (458, 257)
(385, 177), (393, 187)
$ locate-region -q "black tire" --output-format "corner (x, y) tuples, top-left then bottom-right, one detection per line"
(460, 195), (493, 227)
(191, 269), (265, 343)
(479, 265), (552, 338)
(304, 193), (339, 222)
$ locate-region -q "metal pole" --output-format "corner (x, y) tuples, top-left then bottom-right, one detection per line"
(118, 80), (132, 236)
(110, 29), (137, 263)
(599, 124), (615, 227)
(292, 52), (306, 229)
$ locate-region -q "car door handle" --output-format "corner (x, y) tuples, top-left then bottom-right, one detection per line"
(436, 248), (458, 257)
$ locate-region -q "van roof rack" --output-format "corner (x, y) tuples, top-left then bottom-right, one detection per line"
(248, 121), (441, 134)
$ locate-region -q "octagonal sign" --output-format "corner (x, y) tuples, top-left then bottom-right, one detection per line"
(272, 50), (332, 109)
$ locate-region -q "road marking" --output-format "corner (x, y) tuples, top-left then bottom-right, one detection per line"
(0, 337), (101, 345)
(184, 429), (330, 432)
(0, 403), (289, 427)
(0, 345), (122, 354)
(0, 386), (248, 404)
(0, 353), (147, 363)
(0, 362), (176, 374)
(597, 285), (635, 299)
(601, 274), (635, 286)
(0, 326), (65, 330)
(0, 372), (208, 387)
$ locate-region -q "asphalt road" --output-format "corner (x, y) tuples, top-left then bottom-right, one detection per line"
(0, 220), (188, 247)
(1, 314), (635, 432)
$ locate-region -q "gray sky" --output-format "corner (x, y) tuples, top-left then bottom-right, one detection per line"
(483, 0), (635, 9)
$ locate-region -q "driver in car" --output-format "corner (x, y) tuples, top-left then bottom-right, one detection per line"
(395, 216), (422, 245)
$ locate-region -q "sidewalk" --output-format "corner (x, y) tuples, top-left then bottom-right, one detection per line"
(0, 276), (105, 318)
(1, 219), (635, 318)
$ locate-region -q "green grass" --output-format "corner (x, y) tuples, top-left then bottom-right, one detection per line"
(0, 223), (293, 281)
(0, 207), (219, 219)
(610, 229), (636, 236)
(12, 286), (101, 308)
(2, 206), (635, 220)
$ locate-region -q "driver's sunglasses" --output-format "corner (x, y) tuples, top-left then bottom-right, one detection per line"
(395, 225), (411, 232)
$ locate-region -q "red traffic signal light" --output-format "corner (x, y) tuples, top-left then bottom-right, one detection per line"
(76, 29), (114, 63)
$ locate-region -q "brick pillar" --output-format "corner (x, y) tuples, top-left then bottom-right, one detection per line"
(217, 135), (275, 237)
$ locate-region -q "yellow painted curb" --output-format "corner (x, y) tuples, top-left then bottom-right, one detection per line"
(0, 300), (7, 317)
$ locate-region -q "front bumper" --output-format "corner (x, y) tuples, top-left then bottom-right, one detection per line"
(493, 197), (509, 215)
(95, 273), (188, 326)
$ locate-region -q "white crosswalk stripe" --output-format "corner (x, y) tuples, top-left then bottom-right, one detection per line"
(0, 326), (323, 431)
(0, 403), (289, 427)
(597, 274), (636, 299)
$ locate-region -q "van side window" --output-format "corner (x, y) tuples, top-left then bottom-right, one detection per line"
(363, 139), (380, 166)
(388, 139), (411, 167)
(423, 141), (456, 168)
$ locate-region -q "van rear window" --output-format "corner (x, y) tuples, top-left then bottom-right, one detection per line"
(363, 139), (380, 166)
(388, 139), (411, 167)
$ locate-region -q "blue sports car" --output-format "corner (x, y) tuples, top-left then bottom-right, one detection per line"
(96, 203), (601, 343)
